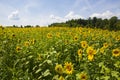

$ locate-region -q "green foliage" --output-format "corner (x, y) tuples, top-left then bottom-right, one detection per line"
(24, 25), (33, 28)
(49, 16), (120, 31)
(109, 16), (118, 30)
(0, 27), (120, 80)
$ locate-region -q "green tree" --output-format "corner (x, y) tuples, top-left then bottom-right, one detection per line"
(92, 17), (97, 28)
(24, 25), (33, 28)
(87, 17), (92, 27)
(103, 19), (109, 29)
(96, 18), (103, 28)
(109, 16), (118, 30)
(116, 20), (120, 30)
(35, 25), (40, 27)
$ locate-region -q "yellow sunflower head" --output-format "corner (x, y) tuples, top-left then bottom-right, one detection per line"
(103, 43), (109, 48)
(64, 39), (69, 45)
(16, 46), (21, 52)
(64, 62), (74, 75)
(76, 72), (88, 80)
(59, 76), (65, 80)
(100, 47), (105, 53)
(74, 36), (78, 41)
(47, 33), (52, 38)
(80, 72), (88, 80)
(55, 64), (63, 74)
(56, 32), (60, 38)
(77, 49), (82, 57)
(12, 33), (15, 37)
(115, 36), (120, 41)
(86, 46), (96, 55)
(80, 41), (88, 48)
(112, 48), (120, 57)
(88, 54), (94, 61)
(31, 39), (35, 44)
(24, 41), (30, 47)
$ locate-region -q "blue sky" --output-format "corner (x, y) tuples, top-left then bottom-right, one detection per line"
(0, 0), (120, 26)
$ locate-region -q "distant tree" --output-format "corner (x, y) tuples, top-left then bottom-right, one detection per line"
(0, 25), (2, 28)
(13, 25), (18, 28)
(13, 25), (16, 27)
(109, 16), (118, 30)
(48, 16), (120, 31)
(35, 25), (40, 27)
(24, 25), (33, 28)
(96, 18), (103, 28)
(77, 18), (87, 27)
(116, 20), (120, 30)
(87, 17), (92, 27)
(103, 19), (109, 29)
(92, 17), (97, 27)
(20, 25), (23, 28)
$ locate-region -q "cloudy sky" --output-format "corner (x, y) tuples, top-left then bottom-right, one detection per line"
(0, 0), (120, 26)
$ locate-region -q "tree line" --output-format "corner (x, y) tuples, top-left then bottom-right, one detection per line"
(10, 25), (40, 28)
(48, 16), (120, 31)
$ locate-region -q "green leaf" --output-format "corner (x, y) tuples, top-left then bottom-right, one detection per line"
(42, 69), (51, 77)
(100, 65), (105, 73)
(35, 68), (42, 74)
(52, 75), (59, 80)
(111, 71), (119, 78)
(114, 61), (120, 68)
(25, 61), (29, 65)
(46, 60), (52, 65)
(104, 67), (110, 74)
(99, 62), (104, 67)
(39, 63), (43, 67)
(28, 55), (33, 59)
(38, 76), (42, 80)
(101, 76), (110, 80)
(32, 65), (37, 70)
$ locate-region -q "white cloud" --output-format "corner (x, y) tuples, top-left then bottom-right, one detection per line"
(50, 15), (64, 21)
(50, 11), (84, 23)
(65, 11), (84, 19)
(49, 14), (66, 23)
(90, 10), (118, 19)
(8, 10), (20, 20)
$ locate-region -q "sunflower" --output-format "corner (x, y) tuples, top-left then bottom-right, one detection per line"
(77, 49), (82, 58)
(12, 33), (15, 37)
(88, 54), (94, 61)
(47, 33), (52, 38)
(112, 48), (120, 57)
(55, 64), (63, 74)
(24, 41), (30, 46)
(16, 46), (21, 52)
(56, 32), (60, 38)
(115, 36), (120, 41)
(80, 72), (88, 80)
(103, 43), (109, 48)
(31, 39), (35, 44)
(86, 47), (96, 55)
(64, 39), (69, 45)
(100, 47), (105, 53)
(80, 41), (88, 48)
(74, 36), (78, 41)
(86, 47), (96, 61)
(76, 72), (88, 80)
(64, 62), (73, 75)
(59, 76), (64, 80)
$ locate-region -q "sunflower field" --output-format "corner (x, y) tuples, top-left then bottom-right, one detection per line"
(0, 27), (120, 80)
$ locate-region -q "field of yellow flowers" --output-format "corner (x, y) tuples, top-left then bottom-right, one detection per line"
(0, 27), (120, 80)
